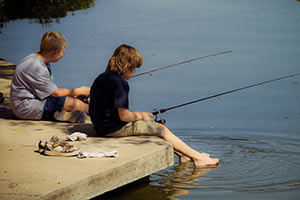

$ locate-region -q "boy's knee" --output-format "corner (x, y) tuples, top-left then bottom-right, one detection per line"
(64, 97), (89, 113)
(132, 120), (162, 137)
(63, 97), (76, 111)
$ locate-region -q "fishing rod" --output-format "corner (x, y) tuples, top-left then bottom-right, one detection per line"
(132, 50), (232, 78)
(79, 50), (233, 104)
(152, 72), (300, 123)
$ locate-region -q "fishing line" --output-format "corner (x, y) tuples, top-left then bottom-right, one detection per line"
(81, 50), (232, 104)
(152, 72), (300, 119)
(132, 50), (232, 78)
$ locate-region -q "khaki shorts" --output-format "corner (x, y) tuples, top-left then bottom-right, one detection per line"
(106, 120), (162, 137)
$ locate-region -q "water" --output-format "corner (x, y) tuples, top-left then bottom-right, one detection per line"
(100, 131), (300, 200)
(1, 0), (300, 199)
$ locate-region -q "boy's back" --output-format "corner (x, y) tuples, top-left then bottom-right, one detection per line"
(10, 53), (57, 119)
(10, 30), (90, 122)
(89, 70), (129, 135)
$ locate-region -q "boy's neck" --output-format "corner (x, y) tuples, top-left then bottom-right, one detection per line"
(35, 52), (51, 64)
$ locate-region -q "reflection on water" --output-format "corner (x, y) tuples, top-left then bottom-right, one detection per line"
(0, 0), (94, 28)
(153, 163), (213, 199)
(99, 160), (214, 200)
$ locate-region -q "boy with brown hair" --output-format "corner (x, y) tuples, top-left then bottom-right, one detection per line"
(10, 31), (90, 122)
(89, 44), (219, 166)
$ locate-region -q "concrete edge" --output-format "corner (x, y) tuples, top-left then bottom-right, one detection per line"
(42, 143), (174, 200)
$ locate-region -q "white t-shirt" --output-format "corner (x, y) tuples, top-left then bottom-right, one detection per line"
(10, 54), (58, 119)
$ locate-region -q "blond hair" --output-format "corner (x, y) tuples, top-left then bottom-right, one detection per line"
(106, 44), (143, 75)
(40, 31), (67, 54)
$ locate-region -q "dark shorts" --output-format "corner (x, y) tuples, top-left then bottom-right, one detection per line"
(41, 96), (66, 120)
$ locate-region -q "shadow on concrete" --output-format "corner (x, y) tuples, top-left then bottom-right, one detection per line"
(68, 123), (98, 137)
(0, 108), (73, 134)
(0, 107), (170, 147)
(5, 117), (71, 133)
(67, 124), (169, 146)
(0, 107), (17, 119)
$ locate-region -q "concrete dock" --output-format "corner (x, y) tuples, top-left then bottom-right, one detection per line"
(0, 59), (174, 199)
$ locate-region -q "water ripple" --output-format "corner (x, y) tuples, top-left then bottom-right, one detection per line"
(150, 131), (300, 198)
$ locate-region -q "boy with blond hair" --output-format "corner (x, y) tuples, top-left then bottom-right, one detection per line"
(10, 31), (90, 122)
(89, 44), (219, 166)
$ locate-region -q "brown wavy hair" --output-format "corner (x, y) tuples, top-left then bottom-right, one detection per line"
(106, 44), (143, 75)
(40, 31), (67, 54)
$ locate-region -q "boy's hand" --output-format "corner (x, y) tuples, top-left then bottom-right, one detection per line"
(77, 86), (90, 96)
(141, 112), (153, 122)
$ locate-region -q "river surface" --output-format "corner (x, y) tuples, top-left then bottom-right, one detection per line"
(1, 0), (300, 199)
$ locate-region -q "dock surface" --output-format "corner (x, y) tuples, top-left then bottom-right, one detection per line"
(0, 119), (174, 200)
(0, 60), (174, 200)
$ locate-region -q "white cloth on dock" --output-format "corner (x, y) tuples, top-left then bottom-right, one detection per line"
(66, 132), (87, 141)
(77, 150), (119, 159)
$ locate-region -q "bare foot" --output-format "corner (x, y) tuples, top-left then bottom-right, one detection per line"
(180, 156), (191, 163)
(193, 157), (219, 167)
(179, 153), (212, 164)
(200, 153), (210, 157)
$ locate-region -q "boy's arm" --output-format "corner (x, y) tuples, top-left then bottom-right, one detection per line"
(118, 108), (153, 122)
(50, 86), (90, 98)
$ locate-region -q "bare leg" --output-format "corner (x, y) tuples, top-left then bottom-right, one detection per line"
(175, 150), (211, 164)
(160, 125), (219, 167)
(64, 96), (89, 113)
(174, 150), (192, 163)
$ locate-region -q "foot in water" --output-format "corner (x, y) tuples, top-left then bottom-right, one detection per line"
(193, 156), (219, 167)
(200, 152), (210, 157)
(180, 153), (211, 164)
(180, 156), (191, 163)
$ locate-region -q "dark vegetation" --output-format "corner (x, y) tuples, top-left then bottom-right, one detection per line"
(0, 0), (94, 29)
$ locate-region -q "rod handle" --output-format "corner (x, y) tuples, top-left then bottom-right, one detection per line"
(152, 109), (166, 116)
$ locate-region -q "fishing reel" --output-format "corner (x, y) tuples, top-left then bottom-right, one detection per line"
(155, 116), (166, 124)
(77, 95), (90, 104)
(153, 110), (166, 124)
(155, 118), (166, 125)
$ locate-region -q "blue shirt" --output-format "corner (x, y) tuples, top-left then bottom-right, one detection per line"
(89, 70), (129, 135)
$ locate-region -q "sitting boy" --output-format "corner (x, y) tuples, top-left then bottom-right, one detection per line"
(89, 44), (219, 166)
(10, 31), (90, 122)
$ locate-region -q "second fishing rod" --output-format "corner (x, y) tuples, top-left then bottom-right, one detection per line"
(132, 50), (232, 78)
(152, 72), (300, 124)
